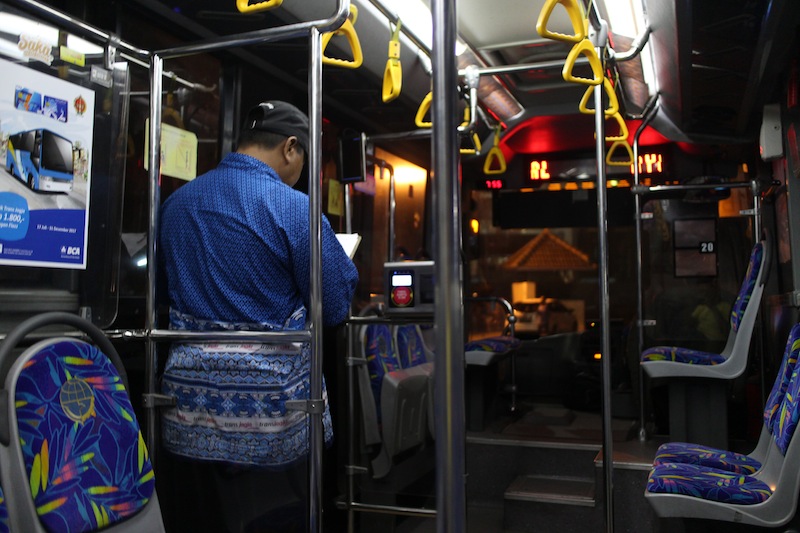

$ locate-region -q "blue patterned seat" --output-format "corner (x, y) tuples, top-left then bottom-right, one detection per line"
(0, 312), (165, 533)
(0, 485), (8, 533)
(652, 322), (800, 474)
(645, 321), (800, 528)
(641, 240), (769, 449)
(642, 240), (767, 379)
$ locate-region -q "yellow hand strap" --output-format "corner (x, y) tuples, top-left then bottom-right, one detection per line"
(484, 127), (507, 175)
(236, 0), (282, 13)
(579, 77), (619, 116)
(382, 21), (402, 103)
(415, 91), (471, 128)
(415, 92), (433, 128)
(563, 39), (603, 86)
(322, 5), (363, 69)
(460, 132), (482, 155)
(606, 140), (634, 167)
(604, 112), (629, 142)
(536, 0), (588, 43)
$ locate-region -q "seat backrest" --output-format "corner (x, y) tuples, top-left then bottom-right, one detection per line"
(721, 240), (768, 361)
(0, 312), (164, 533)
(362, 323), (402, 419)
(394, 324), (433, 368)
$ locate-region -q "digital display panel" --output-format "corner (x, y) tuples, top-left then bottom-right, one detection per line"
(392, 273), (413, 287)
(476, 149), (669, 190)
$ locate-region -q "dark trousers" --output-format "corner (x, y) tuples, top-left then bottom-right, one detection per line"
(157, 455), (307, 533)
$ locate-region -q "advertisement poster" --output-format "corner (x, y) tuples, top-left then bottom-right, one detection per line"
(0, 56), (95, 269)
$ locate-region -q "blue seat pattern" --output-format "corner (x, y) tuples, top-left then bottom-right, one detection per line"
(729, 242), (763, 333)
(464, 336), (521, 354)
(364, 325), (402, 416)
(641, 346), (726, 365)
(0, 484), (8, 533)
(647, 323), (800, 509)
(653, 443), (762, 475)
(395, 325), (429, 368)
(642, 242), (764, 366)
(647, 462), (772, 505)
(652, 324), (800, 473)
(15, 339), (155, 533)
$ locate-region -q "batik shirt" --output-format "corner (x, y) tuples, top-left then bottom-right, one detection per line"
(159, 152), (358, 469)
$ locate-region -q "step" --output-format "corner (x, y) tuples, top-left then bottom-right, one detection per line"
(504, 475), (595, 507)
(503, 475), (603, 532)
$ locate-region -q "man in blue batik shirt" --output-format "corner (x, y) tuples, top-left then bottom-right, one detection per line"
(158, 101), (358, 532)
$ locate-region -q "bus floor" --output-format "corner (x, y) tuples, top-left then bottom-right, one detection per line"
(354, 397), (798, 533)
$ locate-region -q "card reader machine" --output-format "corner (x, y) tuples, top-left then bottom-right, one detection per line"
(384, 261), (435, 315)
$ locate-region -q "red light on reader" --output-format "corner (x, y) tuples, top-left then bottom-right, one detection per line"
(530, 160), (551, 181)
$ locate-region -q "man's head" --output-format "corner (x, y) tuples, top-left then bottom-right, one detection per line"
(237, 101), (309, 187)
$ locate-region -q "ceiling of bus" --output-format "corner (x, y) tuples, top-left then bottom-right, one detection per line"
(82, 0), (800, 161)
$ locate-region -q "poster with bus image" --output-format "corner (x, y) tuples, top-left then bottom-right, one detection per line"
(0, 56), (94, 269)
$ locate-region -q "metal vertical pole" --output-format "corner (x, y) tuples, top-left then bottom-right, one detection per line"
(633, 96), (660, 442)
(389, 167), (396, 259)
(145, 53), (163, 461)
(308, 27), (324, 533)
(593, 31), (614, 533)
(431, 0), (466, 530)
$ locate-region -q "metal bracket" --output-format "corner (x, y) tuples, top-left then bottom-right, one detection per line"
(285, 399), (325, 414)
(142, 393), (177, 408)
(346, 356), (367, 367)
(739, 208), (757, 216)
(345, 464), (369, 475)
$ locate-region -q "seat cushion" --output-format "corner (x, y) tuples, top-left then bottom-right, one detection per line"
(653, 442), (761, 475)
(647, 462), (772, 505)
(641, 346), (726, 365)
(464, 336), (521, 354)
(15, 339), (155, 533)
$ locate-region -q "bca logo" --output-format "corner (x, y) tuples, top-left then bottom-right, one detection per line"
(61, 246), (80, 256)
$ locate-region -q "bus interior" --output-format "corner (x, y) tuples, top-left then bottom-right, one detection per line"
(0, 0), (798, 532)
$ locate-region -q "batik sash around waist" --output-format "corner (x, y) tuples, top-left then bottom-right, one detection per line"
(161, 308), (333, 469)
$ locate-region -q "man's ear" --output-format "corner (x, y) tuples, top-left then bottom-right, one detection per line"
(283, 136), (300, 160)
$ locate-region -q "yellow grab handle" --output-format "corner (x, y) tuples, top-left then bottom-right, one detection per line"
(579, 77), (619, 116)
(415, 92), (433, 128)
(236, 0), (282, 13)
(606, 140), (634, 167)
(322, 5), (363, 69)
(460, 132), (482, 155)
(563, 39), (603, 86)
(536, 0), (587, 43)
(484, 127), (507, 175)
(415, 91), (471, 128)
(604, 112), (629, 142)
(382, 22), (402, 103)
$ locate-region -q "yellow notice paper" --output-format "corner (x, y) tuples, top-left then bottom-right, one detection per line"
(59, 46), (85, 67)
(144, 119), (198, 181)
(328, 178), (343, 216)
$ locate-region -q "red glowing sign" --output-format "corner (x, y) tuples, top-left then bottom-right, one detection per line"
(485, 179), (503, 189)
(631, 153), (663, 174)
(530, 160), (551, 181)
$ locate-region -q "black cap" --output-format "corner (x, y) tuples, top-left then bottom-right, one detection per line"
(244, 101), (309, 153)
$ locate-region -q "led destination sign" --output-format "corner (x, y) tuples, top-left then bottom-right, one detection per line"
(479, 151), (668, 190)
